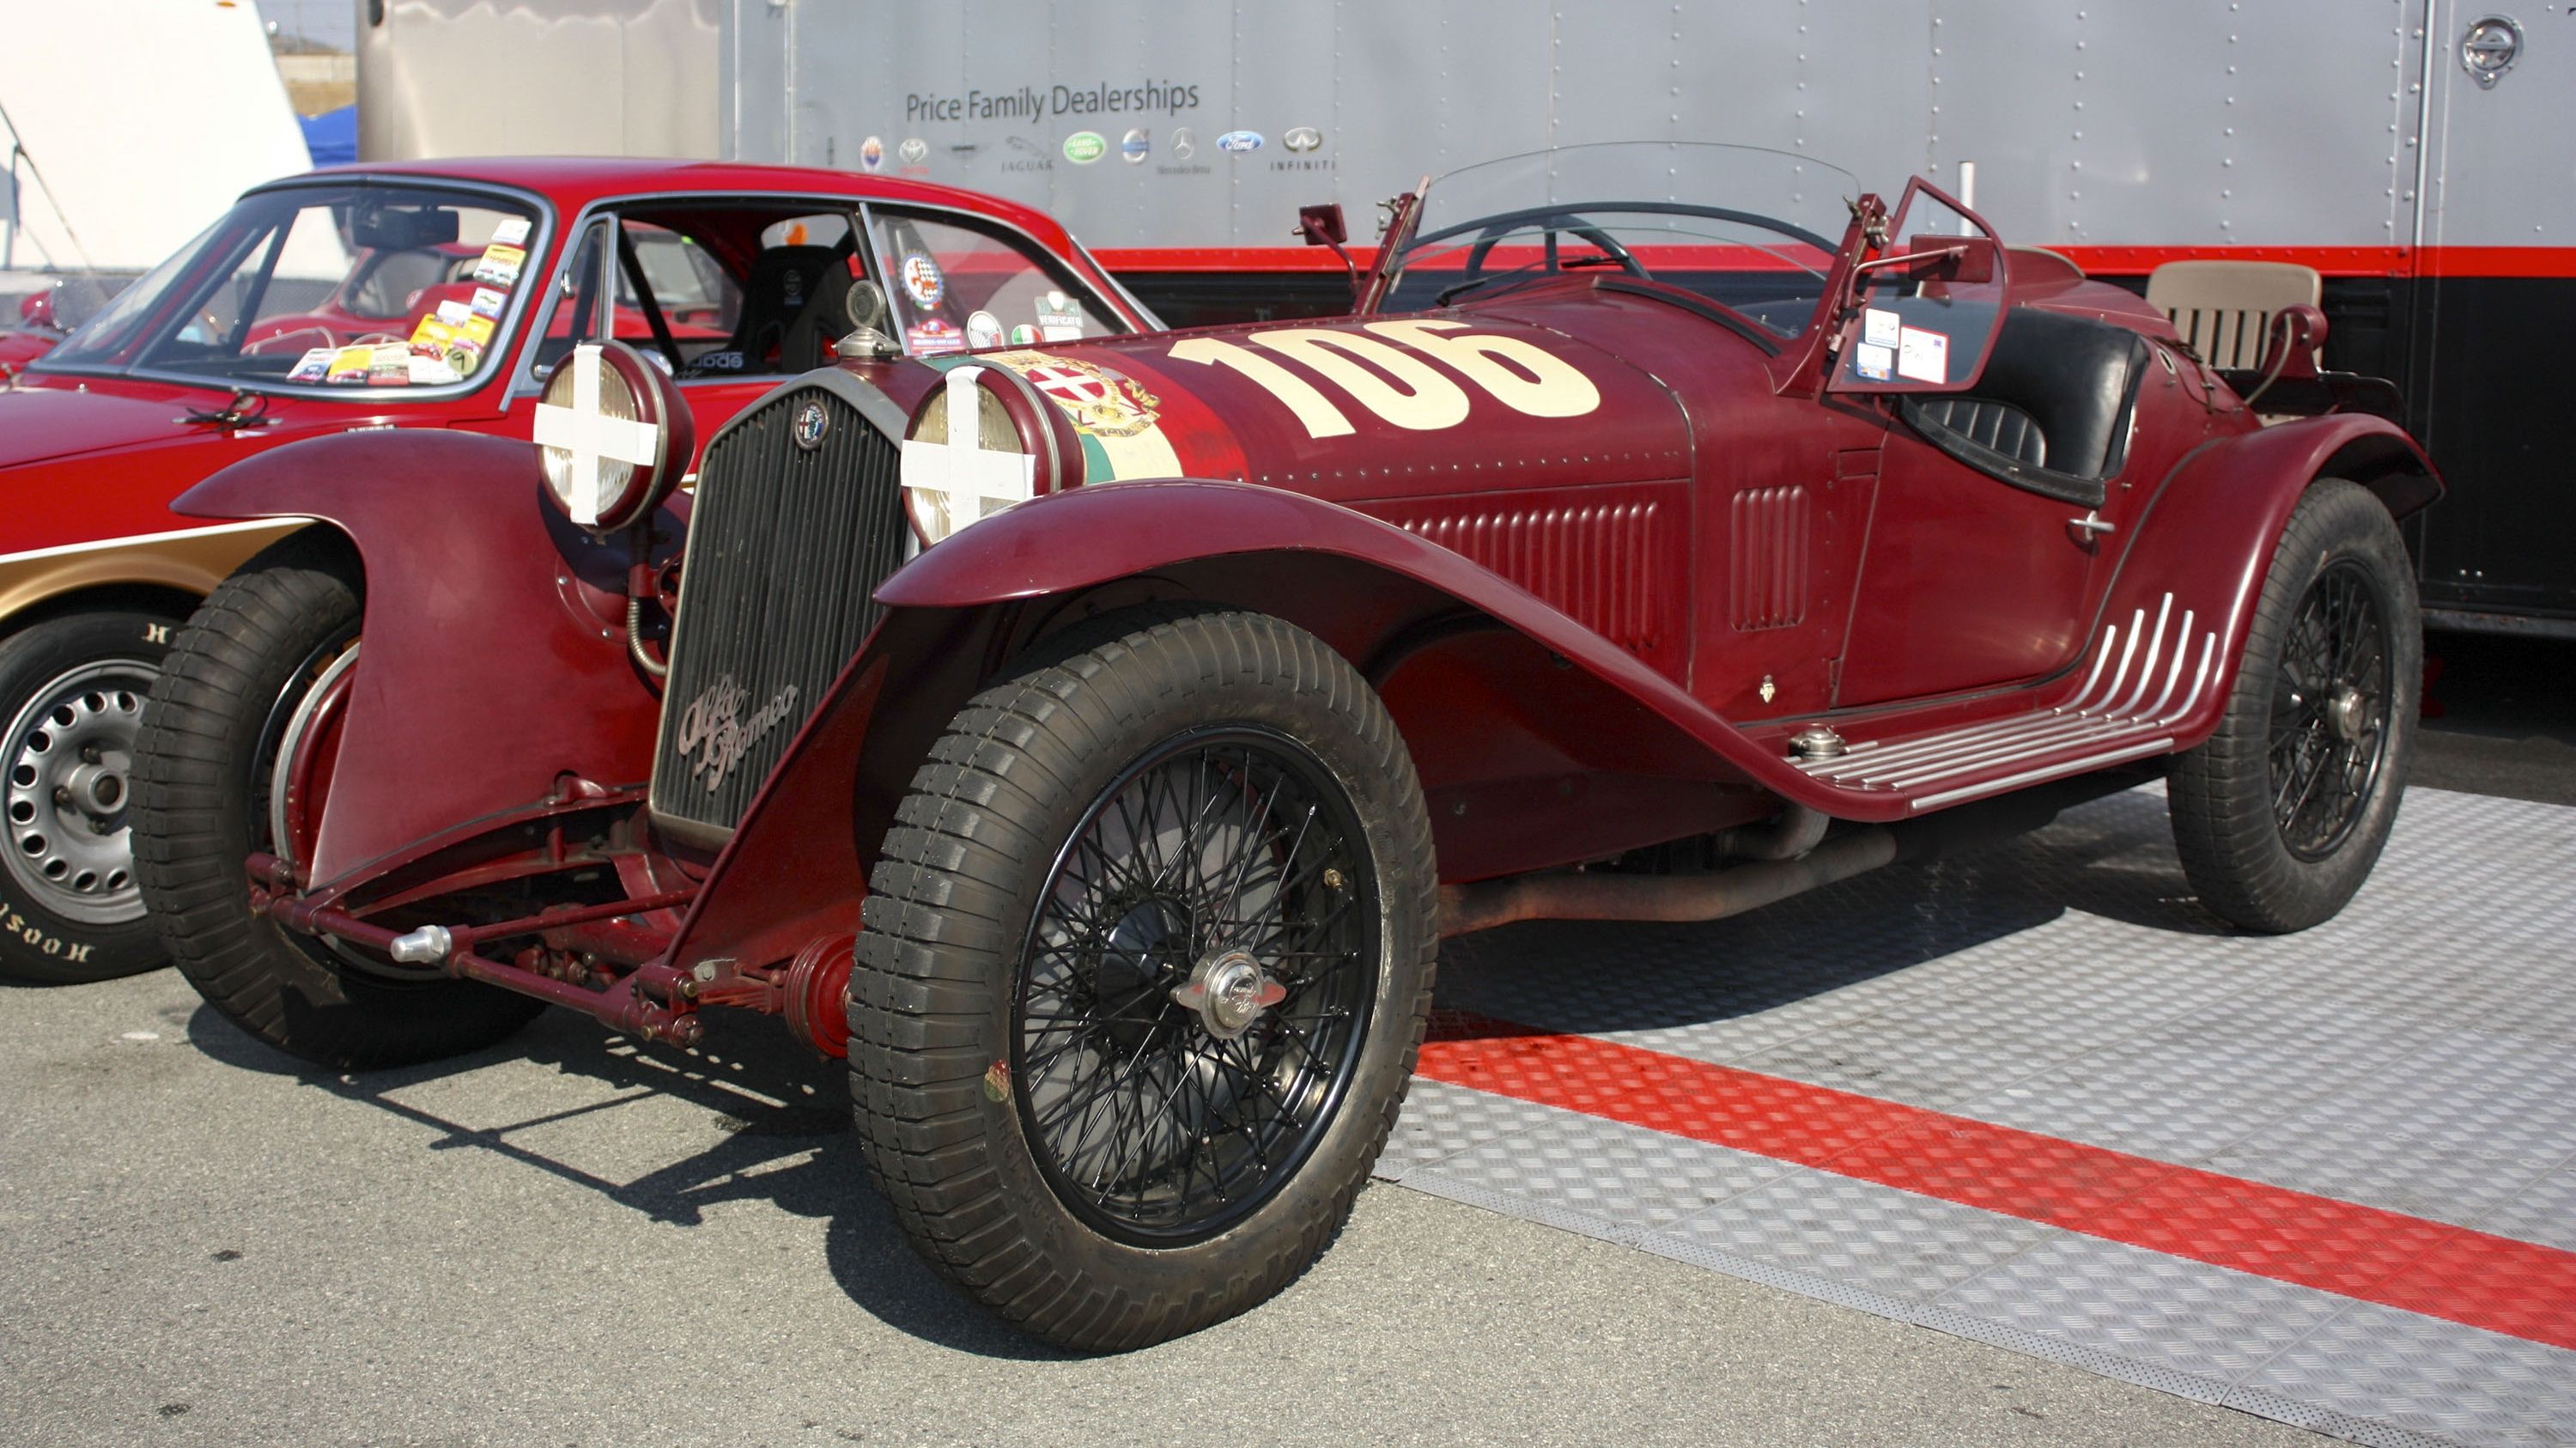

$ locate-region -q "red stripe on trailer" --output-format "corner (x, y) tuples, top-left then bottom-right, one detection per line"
(1093, 244), (2576, 280)
(1416, 1011), (2576, 1351)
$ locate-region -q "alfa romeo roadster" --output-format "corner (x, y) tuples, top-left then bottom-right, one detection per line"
(130, 143), (2438, 1349)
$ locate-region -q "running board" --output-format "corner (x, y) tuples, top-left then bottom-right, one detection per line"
(1795, 595), (2218, 813)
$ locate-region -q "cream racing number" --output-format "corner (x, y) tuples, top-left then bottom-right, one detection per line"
(1170, 321), (1601, 438)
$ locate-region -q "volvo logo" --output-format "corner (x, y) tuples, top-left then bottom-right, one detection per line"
(792, 399), (831, 451)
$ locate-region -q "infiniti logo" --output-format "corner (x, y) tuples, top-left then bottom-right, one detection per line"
(675, 673), (800, 793)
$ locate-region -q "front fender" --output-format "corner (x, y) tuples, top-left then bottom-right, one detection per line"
(2101, 411), (2439, 751)
(176, 431), (664, 884)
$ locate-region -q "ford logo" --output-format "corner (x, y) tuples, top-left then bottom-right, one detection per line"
(1216, 130), (1264, 155)
(792, 399), (830, 452)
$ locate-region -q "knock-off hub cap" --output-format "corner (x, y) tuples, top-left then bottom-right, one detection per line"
(2326, 684), (2368, 743)
(1171, 949), (1288, 1040)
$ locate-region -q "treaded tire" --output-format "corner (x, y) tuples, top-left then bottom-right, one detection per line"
(130, 536), (544, 1068)
(2169, 480), (2419, 933)
(0, 610), (176, 983)
(849, 607), (1437, 1351)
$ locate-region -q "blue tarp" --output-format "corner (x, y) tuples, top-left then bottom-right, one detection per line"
(299, 106), (357, 167)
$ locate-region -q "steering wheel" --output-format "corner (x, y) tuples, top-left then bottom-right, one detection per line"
(1448, 220), (1652, 304)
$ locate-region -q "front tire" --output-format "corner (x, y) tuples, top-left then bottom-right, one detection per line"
(131, 538), (544, 1068)
(0, 611), (176, 983)
(2169, 480), (2420, 933)
(849, 608), (1437, 1350)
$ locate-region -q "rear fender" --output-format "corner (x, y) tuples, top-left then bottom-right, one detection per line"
(173, 431), (665, 885)
(2100, 411), (2439, 751)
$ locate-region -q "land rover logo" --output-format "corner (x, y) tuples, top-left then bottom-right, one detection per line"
(792, 399), (830, 451)
(675, 673), (800, 794)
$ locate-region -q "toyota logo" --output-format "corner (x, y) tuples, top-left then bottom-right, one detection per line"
(792, 399), (831, 451)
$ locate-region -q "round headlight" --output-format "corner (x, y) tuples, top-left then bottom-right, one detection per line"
(899, 364), (1040, 545)
(534, 339), (694, 533)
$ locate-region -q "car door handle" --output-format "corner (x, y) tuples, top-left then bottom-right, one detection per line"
(2067, 510), (2116, 543)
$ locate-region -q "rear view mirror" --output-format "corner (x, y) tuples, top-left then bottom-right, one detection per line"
(1896, 234), (1998, 284)
(349, 204), (461, 252)
(1297, 204), (1348, 247)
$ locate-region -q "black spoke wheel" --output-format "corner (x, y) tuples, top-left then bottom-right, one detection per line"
(851, 608), (1437, 1351)
(2171, 480), (2420, 934)
(2267, 561), (2390, 860)
(1016, 727), (1376, 1245)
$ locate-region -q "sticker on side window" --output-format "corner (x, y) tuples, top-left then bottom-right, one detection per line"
(908, 319), (965, 356)
(1854, 341), (1894, 382)
(492, 216), (532, 246)
(1036, 290), (1084, 342)
(966, 310), (1004, 349)
(287, 347), (336, 384)
(471, 244), (526, 287)
(1862, 307), (1901, 350)
(900, 252), (945, 310)
(1896, 326), (1948, 385)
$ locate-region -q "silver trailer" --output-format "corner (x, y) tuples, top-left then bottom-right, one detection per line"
(355, 0), (722, 164)
(724, 0), (2573, 634)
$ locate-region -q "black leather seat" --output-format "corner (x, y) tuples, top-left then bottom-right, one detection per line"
(1900, 307), (2148, 505)
(682, 244), (852, 377)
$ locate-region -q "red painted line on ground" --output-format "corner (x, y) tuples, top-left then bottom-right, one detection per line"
(1417, 1011), (2576, 1352)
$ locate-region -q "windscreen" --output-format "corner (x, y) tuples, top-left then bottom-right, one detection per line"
(1382, 143), (1859, 335)
(39, 182), (540, 392)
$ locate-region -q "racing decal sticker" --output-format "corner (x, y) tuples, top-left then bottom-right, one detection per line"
(325, 346), (374, 385)
(967, 349), (1184, 481)
(900, 252), (945, 310)
(366, 344), (412, 386)
(1063, 131), (1108, 164)
(859, 136), (884, 172)
(1854, 342), (1895, 382)
(1862, 307), (1901, 350)
(908, 319), (966, 356)
(1008, 324), (1040, 345)
(1168, 319), (1601, 439)
(470, 286), (508, 319)
(965, 310), (1004, 350)
(1896, 325), (1948, 385)
(471, 243), (526, 287)
(1035, 291), (1085, 342)
(287, 347), (336, 384)
(491, 216), (532, 246)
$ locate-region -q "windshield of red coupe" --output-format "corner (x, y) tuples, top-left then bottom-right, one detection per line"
(38, 181), (541, 393)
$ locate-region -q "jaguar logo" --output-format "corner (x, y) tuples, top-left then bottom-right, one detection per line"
(674, 673), (800, 794)
(792, 399), (830, 451)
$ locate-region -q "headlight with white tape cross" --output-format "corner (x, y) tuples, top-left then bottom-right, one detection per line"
(534, 339), (695, 534)
(897, 363), (1075, 545)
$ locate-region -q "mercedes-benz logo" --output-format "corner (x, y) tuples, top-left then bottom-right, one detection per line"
(792, 399), (831, 451)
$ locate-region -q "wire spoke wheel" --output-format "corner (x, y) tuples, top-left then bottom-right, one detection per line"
(1014, 726), (1376, 1245)
(2265, 560), (2390, 860)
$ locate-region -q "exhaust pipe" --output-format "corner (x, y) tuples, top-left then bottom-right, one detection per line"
(1437, 772), (2137, 938)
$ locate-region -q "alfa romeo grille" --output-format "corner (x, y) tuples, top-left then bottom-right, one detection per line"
(649, 384), (909, 837)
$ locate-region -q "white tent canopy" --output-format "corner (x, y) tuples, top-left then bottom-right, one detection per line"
(1, 0), (312, 277)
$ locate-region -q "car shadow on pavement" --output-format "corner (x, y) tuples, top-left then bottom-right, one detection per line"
(180, 1001), (1076, 1360)
(1431, 785), (2231, 1037)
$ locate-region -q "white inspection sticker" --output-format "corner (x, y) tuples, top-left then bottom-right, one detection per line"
(1862, 307), (1902, 350)
(1854, 342), (1894, 382)
(1897, 325), (1948, 385)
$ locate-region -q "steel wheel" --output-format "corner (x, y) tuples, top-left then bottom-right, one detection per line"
(1014, 726), (1377, 1245)
(5, 658), (155, 926)
(2268, 560), (2390, 860)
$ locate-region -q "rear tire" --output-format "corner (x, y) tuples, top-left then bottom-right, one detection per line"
(0, 611), (176, 983)
(2169, 480), (2419, 933)
(131, 538), (544, 1068)
(849, 607), (1437, 1351)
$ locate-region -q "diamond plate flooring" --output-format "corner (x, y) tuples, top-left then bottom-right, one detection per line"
(1386, 785), (2576, 1445)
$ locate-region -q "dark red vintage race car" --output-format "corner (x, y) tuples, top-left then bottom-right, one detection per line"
(0, 156), (1153, 984)
(131, 143), (2438, 1349)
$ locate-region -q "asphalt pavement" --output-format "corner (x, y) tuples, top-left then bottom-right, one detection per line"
(0, 970), (2317, 1448)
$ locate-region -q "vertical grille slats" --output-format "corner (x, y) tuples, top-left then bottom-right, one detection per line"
(648, 386), (910, 836)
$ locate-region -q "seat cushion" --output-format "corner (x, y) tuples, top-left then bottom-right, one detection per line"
(1911, 397), (2045, 469)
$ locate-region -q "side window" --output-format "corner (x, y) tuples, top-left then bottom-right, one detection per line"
(866, 209), (1123, 356)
